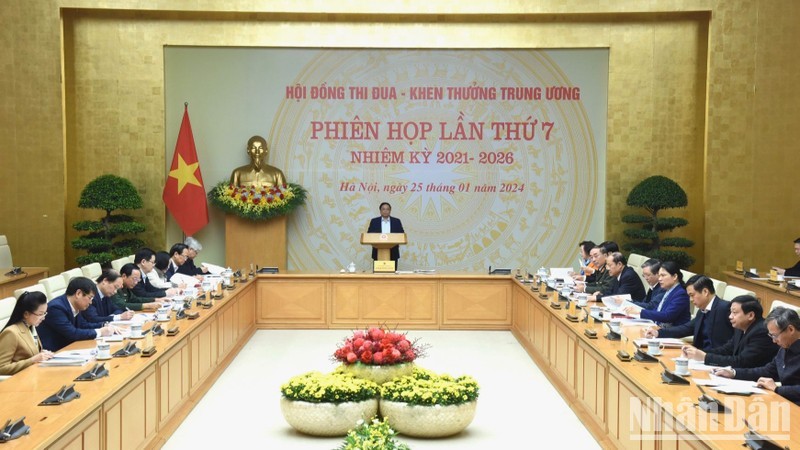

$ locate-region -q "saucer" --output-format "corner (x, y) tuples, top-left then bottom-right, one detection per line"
(647, 351), (662, 357)
(675, 371), (691, 377)
(96, 355), (112, 361)
(128, 335), (144, 340)
(156, 318), (171, 322)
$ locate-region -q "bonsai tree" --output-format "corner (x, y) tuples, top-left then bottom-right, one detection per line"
(71, 174), (146, 266)
(621, 175), (695, 269)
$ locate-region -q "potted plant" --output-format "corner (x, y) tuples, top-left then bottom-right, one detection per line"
(379, 367), (480, 438)
(621, 175), (695, 269)
(279, 370), (379, 436)
(332, 325), (428, 384)
(336, 417), (410, 450)
(71, 174), (146, 266)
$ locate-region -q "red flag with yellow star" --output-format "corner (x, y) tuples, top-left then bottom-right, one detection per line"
(162, 104), (209, 236)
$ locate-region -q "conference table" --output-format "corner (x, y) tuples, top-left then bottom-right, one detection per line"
(0, 267), (49, 299)
(0, 271), (797, 449)
(724, 270), (800, 313)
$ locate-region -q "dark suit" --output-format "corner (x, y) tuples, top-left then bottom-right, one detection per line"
(367, 216), (405, 261)
(658, 297), (734, 350)
(177, 258), (204, 276)
(605, 266), (646, 300)
(735, 339), (800, 405)
(165, 260), (180, 281)
(634, 284), (665, 309)
(132, 272), (167, 298)
(785, 260), (800, 277)
(703, 318), (779, 368)
(36, 295), (98, 352)
(639, 284), (691, 327)
(83, 288), (124, 323)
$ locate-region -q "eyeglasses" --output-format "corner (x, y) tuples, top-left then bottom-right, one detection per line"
(768, 327), (788, 340)
(32, 311), (48, 317)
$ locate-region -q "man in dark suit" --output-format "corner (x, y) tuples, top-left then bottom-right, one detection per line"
(83, 269), (134, 324)
(366, 202), (405, 263)
(772, 237), (800, 277)
(133, 247), (180, 298)
(165, 243), (190, 281)
(592, 252), (646, 301)
(715, 307), (800, 405)
(682, 295), (778, 368)
(37, 277), (115, 352)
(648, 275), (734, 350)
(177, 237), (208, 276)
(633, 259), (665, 308)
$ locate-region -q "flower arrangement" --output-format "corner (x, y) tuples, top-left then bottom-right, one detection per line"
(333, 326), (426, 366)
(207, 181), (307, 221)
(280, 370), (379, 404)
(380, 367), (480, 406)
(336, 417), (410, 450)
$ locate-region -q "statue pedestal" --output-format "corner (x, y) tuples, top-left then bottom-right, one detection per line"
(225, 214), (287, 272)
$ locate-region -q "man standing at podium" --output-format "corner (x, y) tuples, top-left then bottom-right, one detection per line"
(367, 202), (405, 264)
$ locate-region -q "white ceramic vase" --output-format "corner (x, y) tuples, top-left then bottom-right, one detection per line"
(379, 400), (478, 438)
(280, 397), (378, 437)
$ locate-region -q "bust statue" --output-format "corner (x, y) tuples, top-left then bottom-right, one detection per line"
(229, 135), (287, 188)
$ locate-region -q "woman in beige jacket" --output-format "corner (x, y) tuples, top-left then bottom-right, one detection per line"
(0, 291), (53, 375)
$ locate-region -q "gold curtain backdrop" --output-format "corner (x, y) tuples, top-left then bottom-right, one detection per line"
(1, 1), (798, 277)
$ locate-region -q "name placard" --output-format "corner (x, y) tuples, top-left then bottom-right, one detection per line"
(373, 260), (396, 273)
(735, 260), (744, 274)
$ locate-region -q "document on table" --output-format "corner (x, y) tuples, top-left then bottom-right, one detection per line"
(695, 374), (767, 395)
(601, 294), (632, 312)
(39, 349), (95, 366)
(633, 338), (686, 348)
(170, 273), (199, 287)
(687, 360), (717, 372)
(202, 262), (226, 275)
(549, 267), (575, 282)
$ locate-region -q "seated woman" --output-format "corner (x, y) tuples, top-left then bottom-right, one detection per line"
(148, 250), (174, 289)
(625, 260), (691, 328)
(0, 292), (54, 375)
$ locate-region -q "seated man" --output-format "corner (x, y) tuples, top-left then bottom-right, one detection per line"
(715, 307), (800, 405)
(37, 276), (115, 351)
(177, 236), (208, 276)
(83, 269), (134, 323)
(590, 252), (646, 301)
(645, 275), (734, 349)
(632, 259), (665, 307)
(574, 245), (612, 296)
(772, 237), (800, 277)
(682, 295), (778, 368)
(111, 263), (164, 311)
(133, 247), (181, 298)
(165, 243), (189, 281)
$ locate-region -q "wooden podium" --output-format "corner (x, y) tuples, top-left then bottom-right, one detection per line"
(225, 214), (286, 273)
(361, 232), (407, 273)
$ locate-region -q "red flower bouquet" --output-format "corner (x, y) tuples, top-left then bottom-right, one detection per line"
(333, 326), (425, 366)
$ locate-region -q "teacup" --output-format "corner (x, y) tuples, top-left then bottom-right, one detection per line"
(96, 341), (111, 359)
(646, 340), (664, 356)
(609, 319), (622, 334)
(602, 310), (612, 321)
(560, 288), (571, 298)
(130, 324), (142, 338)
(673, 357), (690, 375)
(750, 268), (758, 275)
(577, 296), (589, 308)
(157, 307), (171, 321)
(795, 280), (800, 288)
(776, 274), (785, 282)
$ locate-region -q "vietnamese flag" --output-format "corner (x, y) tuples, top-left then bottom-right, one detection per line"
(162, 104), (209, 236)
